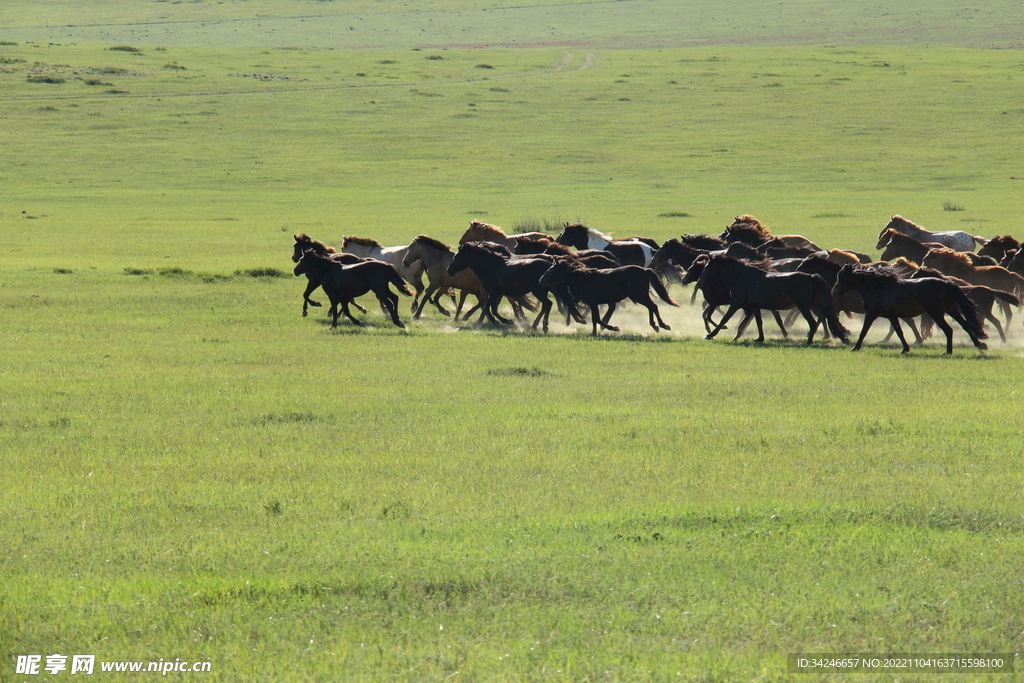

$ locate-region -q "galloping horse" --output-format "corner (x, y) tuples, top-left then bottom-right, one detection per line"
(291, 234), (367, 316)
(922, 247), (1024, 300)
(555, 223), (657, 267)
(876, 215), (984, 252)
(719, 215), (822, 251)
(683, 255), (790, 337)
(538, 257), (679, 336)
(293, 251), (412, 329)
(702, 255), (849, 345)
(446, 242), (556, 331)
(832, 265), (987, 354)
(977, 234), (1020, 262)
(457, 221), (552, 249)
(876, 228), (942, 264)
(402, 235), (485, 321)
(342, 236), (425, 313)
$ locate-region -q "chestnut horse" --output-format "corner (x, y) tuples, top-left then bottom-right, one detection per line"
(458, 221), (552, 249)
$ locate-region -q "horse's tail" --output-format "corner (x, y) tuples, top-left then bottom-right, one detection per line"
(950, 283), (988, 340)
(973, 235), (988, 247)
(653, 258), (685, 286)
(389, 267), (414, 297)
(812, 275), (850, 343)
(647, 268), (680, 306)
(992, 288), (1022, 308)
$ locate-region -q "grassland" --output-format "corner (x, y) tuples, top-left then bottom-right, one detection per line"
(2, 1), (1024, 680)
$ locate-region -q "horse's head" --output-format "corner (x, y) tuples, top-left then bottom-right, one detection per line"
(402, 242), (421, 268)
(538, 258), (573, 287)
(293, 251), (313, 276)
(875, 228), (896, 251)
(554, 224), (588, 250)
(831, 264), (858, 298)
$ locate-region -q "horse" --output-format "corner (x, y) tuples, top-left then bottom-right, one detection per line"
(402, 235), (487, 321)
(342, 236), (426, 313)
(555, 223), (657, 267)
(457, 220), (553, 249)
(876, 215), (985, 252)
(291, 234), (368, 317)
(293, 251), (412, 329)
(719, 215), (821, 251)
(978, 234), (1020, 262)
(680, 233), (728, 252)
(921, 247), (1024, 304)
(831, 265), (987, 354)
(649, 238), (706, 284)
(683, 255), (790, 337)
(897, 260), (1020, 344)
(701, 255), (849, 345)
(538, 258), (679, 336)
(876, 229), (944, 264)
(446, 242), (556, 331)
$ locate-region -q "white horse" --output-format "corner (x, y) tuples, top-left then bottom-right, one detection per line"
(342, 236), (426, 313)
(877, 215), (985, 252)
(554, 223), (656, 267)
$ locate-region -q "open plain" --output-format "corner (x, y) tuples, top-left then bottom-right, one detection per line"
(2, 1), (1024, 680)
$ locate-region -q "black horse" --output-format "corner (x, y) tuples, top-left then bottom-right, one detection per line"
(446, 242), (556, 331)
(702, 255), (849, 345)
(832, 265), (987, 354)
(291, 234), (367, 317)
(293, 251), (412, 329)
(538, 258), (679, 335)
(683, 255), (790, 337)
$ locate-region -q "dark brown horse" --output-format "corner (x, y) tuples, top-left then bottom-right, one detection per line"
(702, 255), (849, 345)
(978, 234), (1021, 261)
(832, 265), (987, 354)
(446, 242), (556, 331)
(682, 255), (790, 337)
(876, 229), (944, 264)
(293, 251), (412, 328)
(538, 258), (679, 335)
(291, 234), (367, 317)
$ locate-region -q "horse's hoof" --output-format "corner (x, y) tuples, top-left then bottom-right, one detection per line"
(661, 324), (672, 331)
(302, 311), (308, 317)
(704, 334), (714, 340)
(977, 342), (988, 350)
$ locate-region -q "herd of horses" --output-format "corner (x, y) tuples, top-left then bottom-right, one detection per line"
(291, 214), (1024, 354)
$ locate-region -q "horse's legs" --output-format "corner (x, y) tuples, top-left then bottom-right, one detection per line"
(734, 311), (754, 340)
(706, 304), (741, 340)
(378, 293), (406, 328)
(986, 312), (1006, 343)
(771, 310), (788, 338)
(753, 309), (766, 343)
(945, 308), (988, 350)
(852, 313), (878, 351)
(590, 305), (602, 335)
(340, 301), (364, 327)
(598, 303), (619, 331)
(530, 292), (553, 332)
(799, 306), (820, 344)
(301, 280), (322, 317)
(489, 295), (514, 325)
(888, 317), (912, 353)
(783, 308), (800, 329)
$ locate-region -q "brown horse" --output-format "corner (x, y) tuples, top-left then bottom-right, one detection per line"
(293, 251), (412, 329)
(701, 255), (849, 345)
(832, 265), (987, 354)
(978, 234), (1021, 261)
(897, 260), (1020, 344)
(719, 215), (822, 251)
(538, 258), (679, 335)
(291, 234), (367, 317)
(682, 255), (790, 337)
(457, 221), (552, 249)
(876, 229), (945, 264)
(402, 235), (486, 321)
(921, 247), (1024, 303)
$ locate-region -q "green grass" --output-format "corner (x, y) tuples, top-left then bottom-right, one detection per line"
(3, 1), (1024, 680)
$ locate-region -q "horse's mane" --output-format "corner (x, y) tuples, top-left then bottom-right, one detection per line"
(926, 247), (974, 268)
(882, 228), (926, 247)
(412, 234), (451, 253)
(543, 241), (576, 256)
(565, 223), (613, 242)
(467, 220), (507, 237)
(800, 254), (841, 273)
(721, 221), (772, 245)
(847, 265), (901, 284)
(988, 234), (1020, 249)
(464, 241), (512, 259)
(888, 214), (921, 230)
(294, 233), (336, 254)
(344, 236), (383, 248)
(729, 215), (772, 236)
(681, 233), (727, 250)
(712, 253), (774, 271)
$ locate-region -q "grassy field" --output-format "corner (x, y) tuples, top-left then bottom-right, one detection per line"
(2, 1), (1024, 680)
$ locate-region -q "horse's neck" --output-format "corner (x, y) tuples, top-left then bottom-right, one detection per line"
(896, 220), (926, 238)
